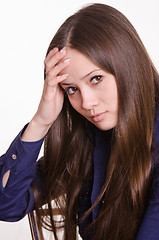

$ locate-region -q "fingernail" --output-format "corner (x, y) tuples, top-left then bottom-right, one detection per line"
(61, 73), (68, 80)
(61, 73), (69, 79)
(60, 47), (66, 53)
(64, 58), (71, 63)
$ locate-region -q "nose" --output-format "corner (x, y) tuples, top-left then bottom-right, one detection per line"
(81, 88), (99, 110)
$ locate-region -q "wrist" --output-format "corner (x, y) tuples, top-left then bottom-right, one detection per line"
(31, 115), (52, 131)
(21, 118), (51, 142)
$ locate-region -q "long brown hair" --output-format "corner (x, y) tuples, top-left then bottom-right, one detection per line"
(33, 3), (159, 240)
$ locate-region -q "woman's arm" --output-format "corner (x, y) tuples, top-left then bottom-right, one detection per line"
(0, 47), (70, 221)
(21, 47), (70, 142)
(0, 125), (44, 221)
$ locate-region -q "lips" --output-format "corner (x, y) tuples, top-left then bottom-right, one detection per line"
(92, 112), (106, 122)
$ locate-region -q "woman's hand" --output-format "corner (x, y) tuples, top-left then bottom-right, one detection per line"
(21, 47), (70, 141)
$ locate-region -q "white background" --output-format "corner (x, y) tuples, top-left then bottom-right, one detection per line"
(0, 0), (159, 239)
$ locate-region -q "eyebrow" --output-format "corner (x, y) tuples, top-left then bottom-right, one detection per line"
(61, 68), (101, 86)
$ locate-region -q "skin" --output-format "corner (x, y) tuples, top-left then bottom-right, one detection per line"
(21, 47), (70, 142)
(3, 47), (69, 187)
(60, 48), (118, 131)
(21, 46), (118, 141)
(3, 47), (118, 187)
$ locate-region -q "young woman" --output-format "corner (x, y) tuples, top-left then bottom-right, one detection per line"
(0, 3), (159, 240)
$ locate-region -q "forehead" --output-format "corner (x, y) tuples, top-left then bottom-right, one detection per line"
(60, 48), (100, 77)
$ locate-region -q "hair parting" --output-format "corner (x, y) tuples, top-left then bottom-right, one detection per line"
(32, 3), (159, 240)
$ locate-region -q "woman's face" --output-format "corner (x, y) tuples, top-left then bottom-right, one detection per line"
(60, 48), (118, 131)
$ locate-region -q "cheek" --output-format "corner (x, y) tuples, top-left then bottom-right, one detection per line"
(104, 82), (118, 105)
(68, 97), (81, 113)
(112, 86), (118, 108)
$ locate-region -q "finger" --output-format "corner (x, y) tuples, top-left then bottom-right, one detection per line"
(45, 47), (67, 73)
(44, 47), (59, 64)
(45, 74), (69, 88)
(56, 74), (69, 84)
(46, 58), (70, 79)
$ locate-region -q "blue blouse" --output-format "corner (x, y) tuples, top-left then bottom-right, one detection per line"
(0, 109), (159, 239)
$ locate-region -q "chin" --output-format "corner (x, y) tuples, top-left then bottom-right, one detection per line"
(94, 121), (117, 131)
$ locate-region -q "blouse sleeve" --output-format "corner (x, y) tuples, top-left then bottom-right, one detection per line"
(0, 124), (44, 222)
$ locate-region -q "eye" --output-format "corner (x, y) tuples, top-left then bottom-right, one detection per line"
(65, 87), (78, 95)
(90, 75), (103, 84)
